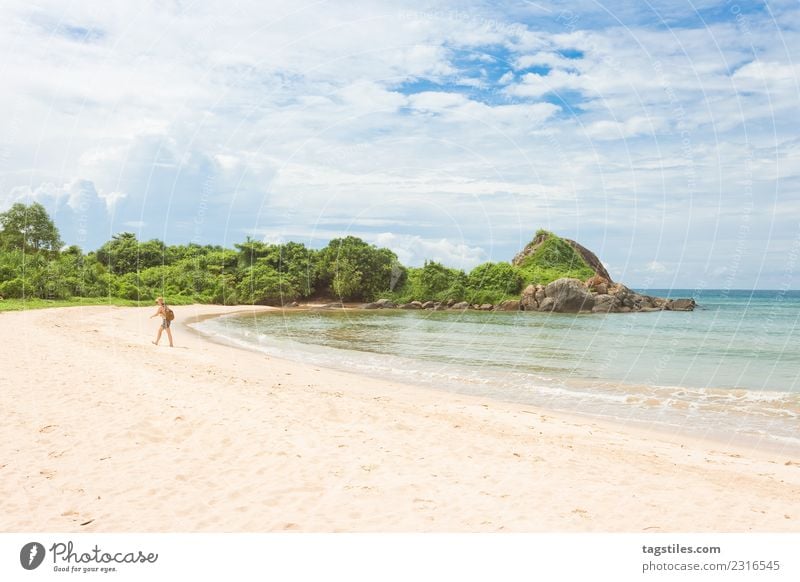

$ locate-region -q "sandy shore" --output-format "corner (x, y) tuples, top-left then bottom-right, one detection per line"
(1, 304), (798, 532)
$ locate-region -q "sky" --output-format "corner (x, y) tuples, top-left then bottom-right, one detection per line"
(0, 0), (798, 288)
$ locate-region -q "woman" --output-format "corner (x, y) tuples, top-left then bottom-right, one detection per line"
(150, 296), (174, 347)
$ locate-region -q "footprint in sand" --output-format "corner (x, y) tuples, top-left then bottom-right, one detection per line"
(39, 425), (58, 433)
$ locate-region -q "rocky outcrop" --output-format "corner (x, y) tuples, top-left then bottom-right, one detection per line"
(495, 300), (521, 311)
(665, 298), (696, 311)
(520, 280), (695, 313)
(545, 278), (595, 312)
(512, 231), (613, 283)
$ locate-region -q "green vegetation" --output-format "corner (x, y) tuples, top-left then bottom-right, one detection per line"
(0, 202), (596, 310)
(0, 296), (142, 312)
(392, 261), (467, 303)
(516, 233), (594, 285)
(466, 262), (524, 304)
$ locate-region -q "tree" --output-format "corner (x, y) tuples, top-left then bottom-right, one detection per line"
(317, 236), (400, 301)
(0, 202), (63, 252)
(401, 260), (467, 302)
(95, 233), (165, 275)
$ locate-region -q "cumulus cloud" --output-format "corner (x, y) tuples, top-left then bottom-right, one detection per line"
(371, 232), (487, 270)
(0, 0), (797, 286)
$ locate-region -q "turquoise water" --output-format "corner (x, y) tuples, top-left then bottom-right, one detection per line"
(192, 290), (800, 452)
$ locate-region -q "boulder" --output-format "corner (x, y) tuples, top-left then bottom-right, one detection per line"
(375, 298), (396, 308)
(585, 275), (611, 295)
(538, 296), (555, 312)
(479, 303), (494, 311)
(451, 301), (470, 310)
(520, 285), (538, 310)
(421, 301), (435, 309)
(410, 301), (423, 309)
(666, 298), (696, 311)
(591, 294), (619, 313)
(544, 278), (595, 313)
(496, 300), (521, 311)
(361, 302), (380, 309)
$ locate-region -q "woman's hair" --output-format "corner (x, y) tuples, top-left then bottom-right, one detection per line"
(156, 296), (164, 303)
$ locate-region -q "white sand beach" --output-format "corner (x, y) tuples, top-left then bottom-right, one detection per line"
(1, 305), (798, 532)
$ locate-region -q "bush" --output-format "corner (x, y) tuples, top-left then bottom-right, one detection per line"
(466, 262), (523, 303)
(517, 235), (594, 285)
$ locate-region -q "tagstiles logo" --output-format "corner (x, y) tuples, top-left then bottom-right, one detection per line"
(20, 542), (46, 570)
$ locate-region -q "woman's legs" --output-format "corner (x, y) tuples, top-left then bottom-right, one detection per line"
(165, 326), (174, 347)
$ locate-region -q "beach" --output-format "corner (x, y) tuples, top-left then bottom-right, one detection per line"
(1, 304), (798, 532)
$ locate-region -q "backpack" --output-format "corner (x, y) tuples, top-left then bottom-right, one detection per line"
(165, 306), (175, 321)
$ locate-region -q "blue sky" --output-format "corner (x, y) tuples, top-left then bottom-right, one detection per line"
(1, 0), (798, 288)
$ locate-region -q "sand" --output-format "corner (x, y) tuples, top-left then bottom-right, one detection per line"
(1, 304), (798, 532)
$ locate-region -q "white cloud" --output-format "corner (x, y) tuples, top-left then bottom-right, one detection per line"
(0, 0), (798, 286)
(371, 232), (487, 270)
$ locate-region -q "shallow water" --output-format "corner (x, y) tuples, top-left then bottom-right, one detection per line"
(191, 290), (800, 452)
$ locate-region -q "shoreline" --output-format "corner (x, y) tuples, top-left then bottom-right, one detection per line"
(1, 304), (798, 532)
(188, 307), (800, 458)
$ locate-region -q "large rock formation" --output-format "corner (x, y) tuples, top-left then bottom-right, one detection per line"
(514, 231), (695, 313)
(353, 230), (695, 315)
(521, 280), (695, 314)
(512, 231), (613, 283)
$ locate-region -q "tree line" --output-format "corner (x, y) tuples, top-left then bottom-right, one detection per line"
(0, 202), (591, 306)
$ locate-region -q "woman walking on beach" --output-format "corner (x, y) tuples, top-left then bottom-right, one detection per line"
(150, 296), (174, 347)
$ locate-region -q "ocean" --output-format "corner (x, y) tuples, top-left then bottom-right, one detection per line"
(190, 290), (800, 452)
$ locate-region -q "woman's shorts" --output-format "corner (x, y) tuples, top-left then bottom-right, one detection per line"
(161, 319), (171, 329)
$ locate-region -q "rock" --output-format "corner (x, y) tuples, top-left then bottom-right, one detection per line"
(446, 299), (456, 307)
(666, 298), (696, 311)
(538, 296), (555, 311)
(535, 285), (546, 303)
(375, 298), (396, 308)
(479, 303), (494, 311)
(544, 278), (595, 313)
(451, 301), (470, 310)
(290, 301), (299, 307)
(361, 302), (380, 309)
(591, 294), (619, 313)
(592, 283), (608, 295)
(496, 300), (520, 311)
(585, 274), (611, 290)
(472, 304), (480, 310)
(520, 285), (538, 311)
(421, 301), (435, 309)
(433, 302), (447, 311)
(410, 301), (423, 309)
(512, 231), (613, 283)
